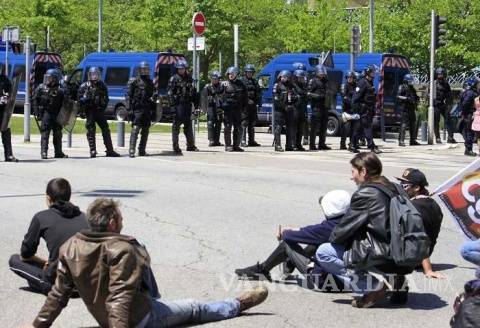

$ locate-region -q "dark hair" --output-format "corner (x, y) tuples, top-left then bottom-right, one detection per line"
(350, 152), (382, 180)
(87, 198), (120, 232)
(46, 178), (72, 202)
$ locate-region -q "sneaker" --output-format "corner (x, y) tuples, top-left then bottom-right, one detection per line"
(5, 155), (18, 162)
(318, 144), (331, 150)
(237, 286), (269, 312)
(106, 150), (121, 157)
(409, 141), (421, 146)
(351, 285), (387, 308)
(54, 153), (68, 159)
(465, 150), (477, 157)
(248, 141), (261, 147)
(235, 262), (272, 282)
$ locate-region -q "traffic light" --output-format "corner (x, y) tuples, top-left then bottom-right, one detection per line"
(434, 15), (447, 49)
(351, 25), (361, 54)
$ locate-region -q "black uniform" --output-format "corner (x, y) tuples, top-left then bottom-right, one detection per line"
(434, 79), (453, 142)
(351, 77), (377, 150)
(240, 76), (261, 146)
(273, 81), (297, 151)
(459, 88), (477, 154)
(340, 81), (357, 149)
(32, 82), (66, 158)
(167, 72), (198, 152)
(203, 82), (224, 146)
(221, 78), (247, 151)
(307, 76), (329, 150)
(396, 83), (419, 146)
(292, 79), (307, 150)
(0, 74), (15, 161)
(127, 75), (155, 156)
(77, 80), (116, 156)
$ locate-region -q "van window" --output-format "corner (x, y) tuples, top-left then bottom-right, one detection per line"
(156, 66), (171, 89)
(13, 65), (25, 79)
(308, 57), (319, 66)
(383, 70), (396, 99)
(105, 67), (130, 86)
(83, 66), (103, 82)
(69, 69), (83, 85)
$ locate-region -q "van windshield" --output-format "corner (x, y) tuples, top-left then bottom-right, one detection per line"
(156, 66), (171, 89)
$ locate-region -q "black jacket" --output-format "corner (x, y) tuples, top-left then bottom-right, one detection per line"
(330, 177), (400, 271)
(352, 77), (376, 114)
(20, 201), (88, 282)
(412, 196), (443, 256)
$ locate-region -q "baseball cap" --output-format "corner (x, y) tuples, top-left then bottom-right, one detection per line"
(396, 168), (429, 188)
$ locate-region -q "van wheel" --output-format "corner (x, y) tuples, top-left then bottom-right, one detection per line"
(327, 116), (340, 136)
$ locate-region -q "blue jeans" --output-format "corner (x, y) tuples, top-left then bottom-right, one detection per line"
(461, 239), (480, 266)
(139, 267), (240, 327)
(315, 243), (381, 295)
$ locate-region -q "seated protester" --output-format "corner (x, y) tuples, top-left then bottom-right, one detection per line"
(26, 198), (268, 328)
(316, 152), (413, 308)
(235, 190), (351, 281)
(396, 168), (445, 279)
(9, 178), (87, 295)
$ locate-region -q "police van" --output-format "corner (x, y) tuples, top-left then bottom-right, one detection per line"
(68, 51), (186, 120)
(257, 52), (412, 135)
(0, 43), (63, 108)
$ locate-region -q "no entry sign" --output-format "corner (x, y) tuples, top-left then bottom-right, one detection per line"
(192, 12), (206, 36)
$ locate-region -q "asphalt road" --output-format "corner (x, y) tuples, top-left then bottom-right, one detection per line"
(0, 131), (476, 328)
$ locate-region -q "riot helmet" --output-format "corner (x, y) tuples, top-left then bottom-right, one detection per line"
(345, 71), (356, 82)
(244, 64), (255, 73)
(315, 65), (327, 78)
(403, 74), (414, 85)
(292, 62), (307, 71)
(363, 65), (377, 80)
(293, 69), (306, 78)
(278, 70), (292, 83)
(210, 70), (220, 83)
(44, 69), (59, 86)
(435, 67), (446, 80)
(138, 61), (150, 76)
(175, 60), (188, 75)
(226, 66), (239, 80)
(88, 67), (101, 82)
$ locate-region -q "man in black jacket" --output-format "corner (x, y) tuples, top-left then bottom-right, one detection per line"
(316, 152), (408, 307)
(9, 178), (87, 294)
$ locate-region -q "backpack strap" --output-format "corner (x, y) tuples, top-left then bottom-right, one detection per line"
(363, 183), (401, 199)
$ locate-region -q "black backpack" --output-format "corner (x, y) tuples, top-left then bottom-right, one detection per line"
(368, 183), (431, 267)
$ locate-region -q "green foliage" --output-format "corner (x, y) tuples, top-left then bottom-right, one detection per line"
(0, 0), (478, 81)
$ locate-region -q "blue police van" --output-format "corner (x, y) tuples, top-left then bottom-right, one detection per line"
(68, 51), (186, 120)
(0, 43), (63, 108)
(257, 52), (412, 135)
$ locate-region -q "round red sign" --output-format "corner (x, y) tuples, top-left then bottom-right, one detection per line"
(192, 12), (206, 36)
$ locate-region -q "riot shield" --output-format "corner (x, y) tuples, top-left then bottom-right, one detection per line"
(199, 88), (209, 114)
(151, 97), (164, 123)
(0, 74), (21, 132)
(57, 98), (79, 133)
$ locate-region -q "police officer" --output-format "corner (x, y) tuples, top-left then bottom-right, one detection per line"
(433, 68), (455, 144)
(292, 63), (310, 146)
(273, 70), (297, 151)
(307, 65), (330, 151)
(77, 67), (120, 158)
(240, 64), (261, 147)
(202, 70), (224, 147)
(459, 78), (478, 156)
(221, 67), (247, 152)
(397, 74), (420, 147)
(351, 65), (381, 154)
(33, 69), (68, 159)
(167, 60), (198, 154)
(292, 69), (307, 151)
(340, 71), (358, 152)
(127, 61), (155, 157)
(0, 71), (17, 162)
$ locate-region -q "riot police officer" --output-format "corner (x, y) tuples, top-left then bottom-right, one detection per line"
(292, 69), (307, 151)
(292, 63), (310, 146)
(221, 67), (247, 152)
(340, 71), (358, 152)
(240, 64), (261, 147)
(433, 67), (455, 144)
(0, 72), (17, 161)
(459, 78), (478, 156)
(33, 69), (68, 159)
(167, 60), (198, 154)
(77, 67), (120, 158)
(127, 61), (155, 157)
(307, 65), (330, 151)
(273, 70), (297, 151)
(351, 65), (381, 154)
(397, 74), (420, 147)
(202, 70), (224, 147)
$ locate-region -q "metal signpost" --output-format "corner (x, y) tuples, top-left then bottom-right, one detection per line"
(24, 36), (31, 142)
(192, 12), (206, 141)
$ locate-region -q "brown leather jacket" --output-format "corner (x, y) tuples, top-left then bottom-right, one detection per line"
(33, 230), (152, 328)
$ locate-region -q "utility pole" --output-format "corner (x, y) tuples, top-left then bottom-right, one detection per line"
(233, 24), (239, 68)
(24, 36), (31, 142)
(98, 0), (102, 52)
(369, 0), (374, 52)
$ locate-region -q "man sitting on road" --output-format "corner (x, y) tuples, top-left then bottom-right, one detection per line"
(9, 178), (87, 295)
(396, 168), (445, 280)
(235, 189), (351, 281)
(26, 198), (268, 328)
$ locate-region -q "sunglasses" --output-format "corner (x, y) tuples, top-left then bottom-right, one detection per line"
(401, 182), (415, 189)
